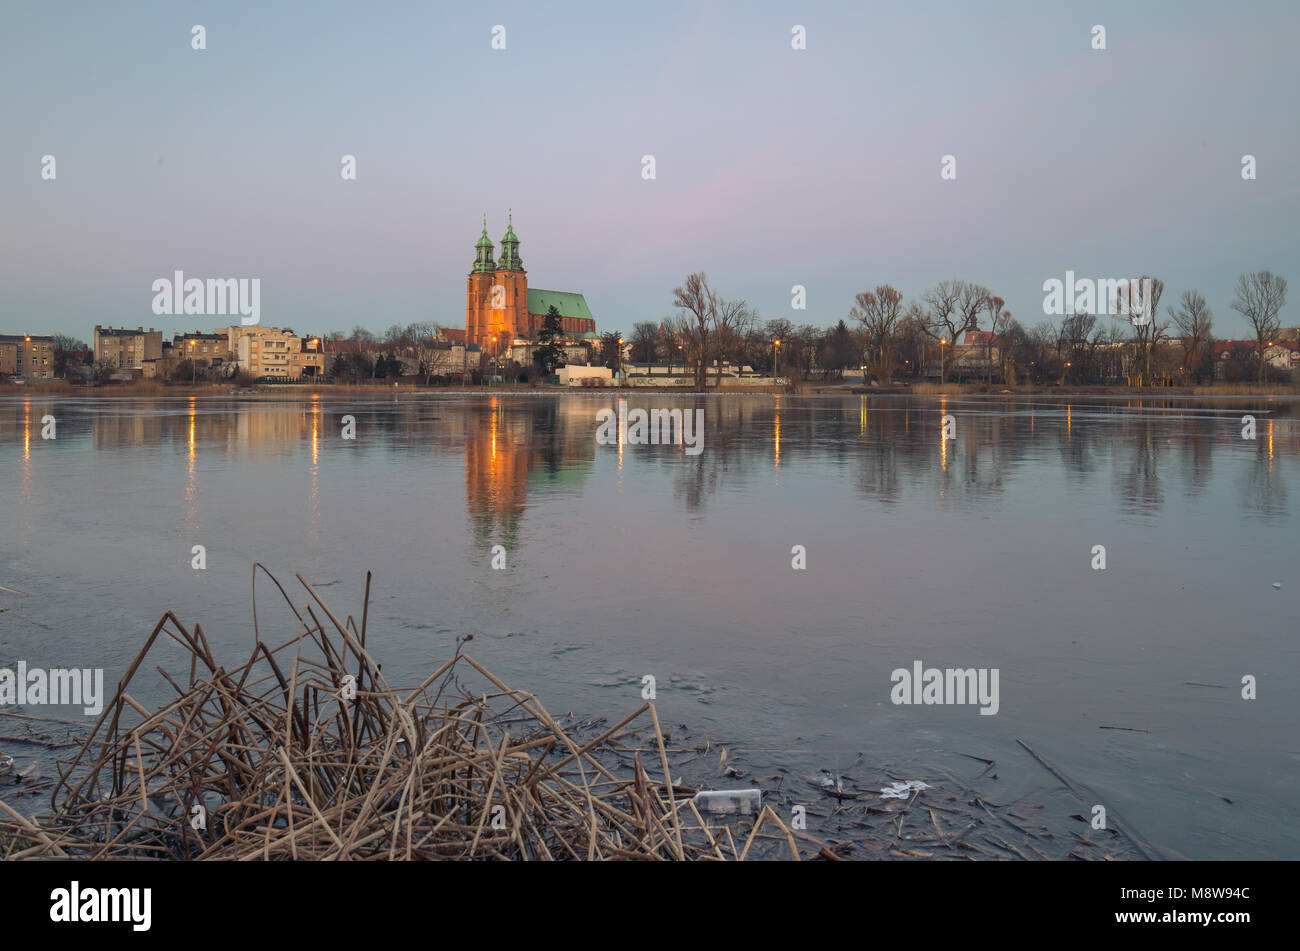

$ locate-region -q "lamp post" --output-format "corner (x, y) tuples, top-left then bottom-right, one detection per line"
(190, 339), (197, 384)
(773, 338), (781, 380)
(939, 338), (947, 382)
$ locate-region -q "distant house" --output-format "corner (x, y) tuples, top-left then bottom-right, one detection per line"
(1264, 341), (1300, 370)
(956, 331), (1003, 375)
(1212, 339), (1300, 379)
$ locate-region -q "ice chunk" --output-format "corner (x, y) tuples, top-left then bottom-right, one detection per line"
(689, 789), (761, 815)
(880, 780), (930, 799)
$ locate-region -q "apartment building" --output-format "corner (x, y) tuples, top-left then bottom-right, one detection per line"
(226, 325), (323, 379)
(172, 331), (231, 366)
(0, 334), (56, 379)
(94, 326), (164, 369)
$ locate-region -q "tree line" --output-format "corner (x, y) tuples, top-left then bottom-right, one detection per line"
(630, 270), (1289, 388)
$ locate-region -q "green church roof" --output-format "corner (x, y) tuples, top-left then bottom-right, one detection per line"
(527, 289), (594, 321)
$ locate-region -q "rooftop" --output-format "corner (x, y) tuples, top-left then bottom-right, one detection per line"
(527, 288), (594, 322)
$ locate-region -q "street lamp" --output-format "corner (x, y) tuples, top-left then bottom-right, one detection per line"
(773, 338), (781, 379)
(939, 338), (947, 382)
(190, 339), (197, 384)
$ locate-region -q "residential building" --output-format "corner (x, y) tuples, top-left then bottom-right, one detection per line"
(94, 326), (164, 369)
(227, 325), (323, 379)
(172, 331), (231, 367)
(1212, 339), (1300, 380)
(421, 341), (466, 378)
(0, 334), (56, 379)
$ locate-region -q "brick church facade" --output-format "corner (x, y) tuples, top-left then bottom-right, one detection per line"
(465, 215), (597, 353)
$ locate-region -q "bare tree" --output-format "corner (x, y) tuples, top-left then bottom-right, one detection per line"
(631, 321), (660, 364)
(993, 307), (1015, 383)
(384, 324), (407, 348)
(1230, 271), (1288, 382)
(763, 318), (794, 376)
(893, 304), (927, 379)
(712, 298), (756, 381)
(1058, 313), (1096, 383)
(50, 334), (86, 378)
(1167, 290), (1214, 381)
(404, 321), (441, 384)
(668, 273), (713, 390)
(92, 357), (117, 383)
(921, 280), (989, 382)
(1119, 276), (1164, 384)
(983, 295), (1004, 385)
(1027, 321), (1059, 383)
(667, 272), (754, 389)
(850, 285), (904, 384)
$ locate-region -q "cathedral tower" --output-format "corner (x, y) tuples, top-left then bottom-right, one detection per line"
(466, 216), (496, 348)
(465, 213), (528, 353)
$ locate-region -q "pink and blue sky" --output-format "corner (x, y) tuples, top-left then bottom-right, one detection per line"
(1, 0), (1297, 339)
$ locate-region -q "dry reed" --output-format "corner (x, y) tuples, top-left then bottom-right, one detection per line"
(0, 568), (796, 861)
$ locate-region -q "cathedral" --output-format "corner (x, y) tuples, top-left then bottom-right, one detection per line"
(465, 215), (597, 353)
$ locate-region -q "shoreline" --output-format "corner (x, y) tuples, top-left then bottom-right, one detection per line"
(3, 381), (1297, 399)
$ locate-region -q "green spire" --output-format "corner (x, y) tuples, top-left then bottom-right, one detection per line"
(471, 214), (495, 273)
(497, 210), (523, 271)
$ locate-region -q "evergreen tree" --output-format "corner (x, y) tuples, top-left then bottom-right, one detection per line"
(601, 331), (624, 372)
(534, 305), (565, 374)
